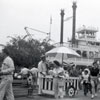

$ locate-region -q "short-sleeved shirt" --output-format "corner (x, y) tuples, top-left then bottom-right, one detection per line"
(38, 60), (47, 77)
(90, 67), (99, 77)
(20, 68), (29, 75)
(1, 56), (15, 79)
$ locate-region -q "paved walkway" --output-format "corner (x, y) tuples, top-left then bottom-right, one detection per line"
(15, 95), (100, 100)
(14, 89), (100, 100)
(13, 84), (100, 100)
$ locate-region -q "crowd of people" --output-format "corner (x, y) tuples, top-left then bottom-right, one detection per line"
(0, 49), (100, 100)
(37, 55), (100, 99)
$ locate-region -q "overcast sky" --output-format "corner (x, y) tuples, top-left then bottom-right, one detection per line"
(0, 0), (100, 46)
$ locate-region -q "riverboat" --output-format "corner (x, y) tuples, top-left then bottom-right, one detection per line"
(67, 25), (100, 67)
(47, 25), (100, 68)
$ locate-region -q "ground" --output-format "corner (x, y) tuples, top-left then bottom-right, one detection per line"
(13, 79), (100, 100)
(14, 86), (100, 100)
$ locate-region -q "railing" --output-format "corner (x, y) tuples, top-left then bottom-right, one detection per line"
(65, 58), (93, 65)
(41, 76), (79, 96)
(53, 42), (100, 51)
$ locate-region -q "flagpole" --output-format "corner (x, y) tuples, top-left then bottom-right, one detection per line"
(49, 16), (52, 41)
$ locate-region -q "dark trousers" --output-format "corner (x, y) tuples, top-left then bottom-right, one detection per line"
(83, 82), (92, 96)
(27, 84), (33, 96)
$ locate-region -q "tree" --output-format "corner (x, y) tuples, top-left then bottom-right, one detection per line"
(4, 35), (54, 70)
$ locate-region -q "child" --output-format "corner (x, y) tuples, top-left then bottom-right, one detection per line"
(27, 73), (34, 97)
(57, 71), (65, 98)
(81, 68), (94, 99)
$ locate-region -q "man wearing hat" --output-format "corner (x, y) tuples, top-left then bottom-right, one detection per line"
(38, 54), (47, 94)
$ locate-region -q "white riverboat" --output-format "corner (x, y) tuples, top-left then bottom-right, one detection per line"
(67, 25), (100, 67)
(47, 26), (100, 68)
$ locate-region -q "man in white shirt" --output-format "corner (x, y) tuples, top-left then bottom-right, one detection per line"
(0, 48), (15, 100)
(38, 55), (47, 94)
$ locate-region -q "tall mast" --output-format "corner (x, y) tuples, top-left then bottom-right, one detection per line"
(60, 9), (65, 45)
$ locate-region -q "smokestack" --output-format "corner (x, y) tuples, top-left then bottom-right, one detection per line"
(72, 1), (77, 45)
(60, 9), (65, 44)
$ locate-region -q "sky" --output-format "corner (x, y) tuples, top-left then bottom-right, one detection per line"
(0, 0), (100, 46)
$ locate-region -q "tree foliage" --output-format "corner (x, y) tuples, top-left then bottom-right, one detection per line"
(4, 36), (54, 69)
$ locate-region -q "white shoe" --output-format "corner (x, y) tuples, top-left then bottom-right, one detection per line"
(91, 95), (94, 99)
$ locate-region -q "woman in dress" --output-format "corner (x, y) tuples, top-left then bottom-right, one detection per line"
(52, 60), (65, 98)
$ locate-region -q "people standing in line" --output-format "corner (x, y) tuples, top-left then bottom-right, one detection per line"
(38, 55), (47, 95)
(89, 60), (100, 98)
(0, 48), (15, 100)
(52, 60), (65, 99)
